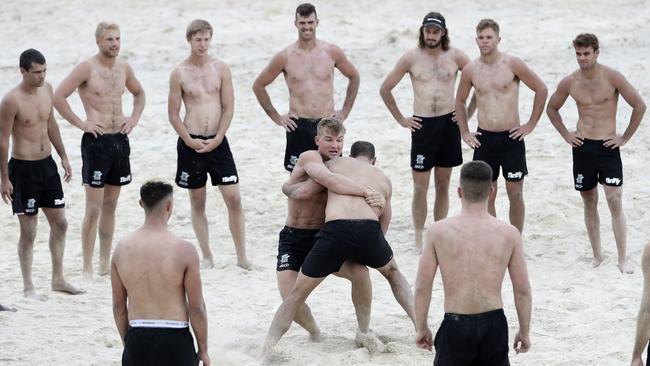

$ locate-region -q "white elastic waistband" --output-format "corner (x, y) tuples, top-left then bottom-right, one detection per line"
(129, 319), (189, 328)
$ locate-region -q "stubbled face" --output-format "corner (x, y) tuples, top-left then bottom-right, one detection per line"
(295, 13), (318, 41)
(476, 28), (500, 55)
(97, 29), (121, 58)
(422, 26), (444, 49)
(188, 30), (212, 57)
(575, 46), (599, 70)
(21, 62), (46, 87)
(315, 129), (344, 160)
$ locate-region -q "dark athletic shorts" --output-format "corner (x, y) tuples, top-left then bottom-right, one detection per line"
(434, 309), (509, 366)
(284, 117), (320, 171)
(572, 138), (623, 191)
(176, 135), (239, 189)
(8, 156), (65, 215)
(276, 226), (320, 272)
(301, 220), (393, 278)
(122, 327), (197, 366)
(411, 113), (462, 171)
(473, 128), (527, 182)
(81, 132), (132, 187)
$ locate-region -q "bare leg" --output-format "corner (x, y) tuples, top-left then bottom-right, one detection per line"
(219, 184), (252, 269)
(580, 188), (602, 267)
(488, 181), (497, 217)
(334, 262), (372, 333)
(433, 167), (452, 221)
(376, 258), (415, 327)
(189, 187), (213, 268)
(17, 215), (46, 300)
(81, 186), (104, 279)
(505, 179), (525, 233)
(411, 170), (431, 252)
(261, 273), (326, 361)
(42, 208), (84, 294)
(276, 270), (321, 339)
(97, 185), (121, 276)
(603, 185), (632, 274)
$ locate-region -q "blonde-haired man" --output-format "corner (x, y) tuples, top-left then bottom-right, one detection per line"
(54, 21), (145, 279)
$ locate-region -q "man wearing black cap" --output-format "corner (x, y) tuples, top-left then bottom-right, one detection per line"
(380, 12), (474, 252)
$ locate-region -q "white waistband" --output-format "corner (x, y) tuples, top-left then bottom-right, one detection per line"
(129, 319), (189, 328)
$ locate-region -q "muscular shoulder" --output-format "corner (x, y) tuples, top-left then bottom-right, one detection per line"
(297, 150), (321, 164)
(450, 47), (471, 68)
(600, 64), (627, 84)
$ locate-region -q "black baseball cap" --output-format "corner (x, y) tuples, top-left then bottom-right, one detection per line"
(422, 13), (446, 30)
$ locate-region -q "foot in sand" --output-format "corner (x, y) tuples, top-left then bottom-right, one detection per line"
(618, 259), (634, 274)
(0, 304), (17, 312)
(98, 265), (110, 277)
(201, 258), (215, 269)
(82, 271), (94, 282)
(24, 289), (48, 301)
(591, 255), (604, 268)
(237, 258), (254, 271)
(309, 330), (324, 342)
(52, 280), (86, 295)
(355, 329), (387, 354)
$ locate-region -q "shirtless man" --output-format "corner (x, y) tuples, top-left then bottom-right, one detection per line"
(54, 21), (145, 278)
(632, 243), (650, 365)
(414, 161), (531, 365)
(168, 19), (251, 270)
(0, 49), (83, 299)
(252, 3), (360, 171)
(546, 33), (646, 274)
(111, 180), (209, 365)
(455, 19), (547, 233)
(380, 12), (474, 251)
(262, 124), (415, 360)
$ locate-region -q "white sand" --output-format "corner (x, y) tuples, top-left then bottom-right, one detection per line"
(1, 0), (649, 364)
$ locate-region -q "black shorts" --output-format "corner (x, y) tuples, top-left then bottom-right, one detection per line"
(284, 117), (320, 172)
(81, 133), (132, 187)
(301, 220), (393, 278)
(176, 135), (239, 189)
(572, 139), (623, 191)
(473, 128), (527, 182)
(8, 156), (65, 215)
(276, 226), (320, 272)
(122, 327), (197, 366)
(434, 309), (509, 366)
(411, 113), (462, 171)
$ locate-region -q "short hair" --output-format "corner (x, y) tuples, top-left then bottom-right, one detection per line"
(476, 19), (500, 35)
(19, 49), (46, 71)
(296, 3), (317, 18)
(573, 33), (599, 52)
(95, 21), (120, 40)
(316, 117), (345, 136)
(140, 180), (173, 211)
(186, 19), (213, 40)
(418, 12), (450, 51)
(350, 141), (375, 160)
(459, 161), (493, 202)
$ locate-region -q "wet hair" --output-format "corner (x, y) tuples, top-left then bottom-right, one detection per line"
(95, 21), (120, 40)
(140, 180), (173, 211)
(186, 19), (213, 40)
(418, 12), (450, 51)
(296, 3), (317, 19)
(476, 18), (500, 35)
(19, 49), (46, 71)
(459, 161), (493, 202)
(350, 141), (375, 160)
(316, 117), (345, 136)
(573, 33), (599, 52)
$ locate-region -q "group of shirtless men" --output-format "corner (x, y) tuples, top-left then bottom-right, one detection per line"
(1, 2), (647, 365)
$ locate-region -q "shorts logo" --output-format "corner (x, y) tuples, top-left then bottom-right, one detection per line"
(415, 154), (425, 169)
(576, 174), (584, 184)
(27, 198), (36, 209)
(290, 155), (298, 166)
(605, 177), (621, 185)
(54, 198), (65, 205)
(507, 171), (523, 179)
(119, 174), (131, 183)
(92, 170), (103, 185)
(279, 253), (290, 269)
(222, 175), (238, 183)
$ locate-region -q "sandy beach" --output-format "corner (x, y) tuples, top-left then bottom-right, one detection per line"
(1, 0), (649, 364)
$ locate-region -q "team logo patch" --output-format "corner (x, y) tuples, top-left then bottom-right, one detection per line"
(507, 171), (523, 179)
(605, 177), (621, 185)
(180, 172), (189, 182)
(279, 253), (290, 268)
(27, 198), (36, 209)
(575, 174), (584, 189)
(414, 154), (425, 169)
(54, 198), (65, 206)
(290, 155), (298, 166)
(93, 171), (102, 181)
(222, 175), (238, 183)
(119, 174), (131, 183)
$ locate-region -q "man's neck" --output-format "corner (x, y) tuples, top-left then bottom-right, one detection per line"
(188, 53), (210, 66)
(19, 82), (39, 95)
(297, 37), (318, 50)
(423, 46), (445, 57)
(579, 63), (600, 79)
(460, 200), (490, 215)
(143, 215), (168, 228)
(480, 50), (501, 64)
(96, 53), (117, 67)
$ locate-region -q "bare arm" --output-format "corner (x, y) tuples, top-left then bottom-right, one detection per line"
(120, 63), (145, 134)
(455, 50), (478, 120)
(414, 226), (439, 351)
(252, 51), (293, 127)
(0, 95), (17, 203)
(282, 178), (324, 200)
(632, 243), (650, 363)
(379, 52), (422, 130)
(53, 62), (91, 130)
(546, 77), (584, 147)
(332, 45), (360, 121)
(184, 243), (209, 364)
(46, 86), (72, 183)
(455, 66), (481, 147)
(167, 68), (194, 145)
(510, 57), (548, 136)
(300, 153), (367, 197)
(110, 252), (128, 344)
(612, 70), (646, 143)
(215, 63), (234, 141)
(508, 229), (532, 353)
(378, 179), (392, 234)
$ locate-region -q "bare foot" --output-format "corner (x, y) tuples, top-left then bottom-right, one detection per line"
(618, 260), (634, 274)
(237, 258), (254, 271)
(52, 280), (86, 295)
(98, 265), (110, 277)
(24, 289), (48, 301)
(309, 330), (324, 342)
(591, 256), (604, 268)
(82, 271), (94, 282)
(0, 304), (17, 312)
(201, 258), (215, 269)
(355, 329), (386, 354)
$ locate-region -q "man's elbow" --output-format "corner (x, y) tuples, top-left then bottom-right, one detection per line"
(536, 85), (549, 99)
